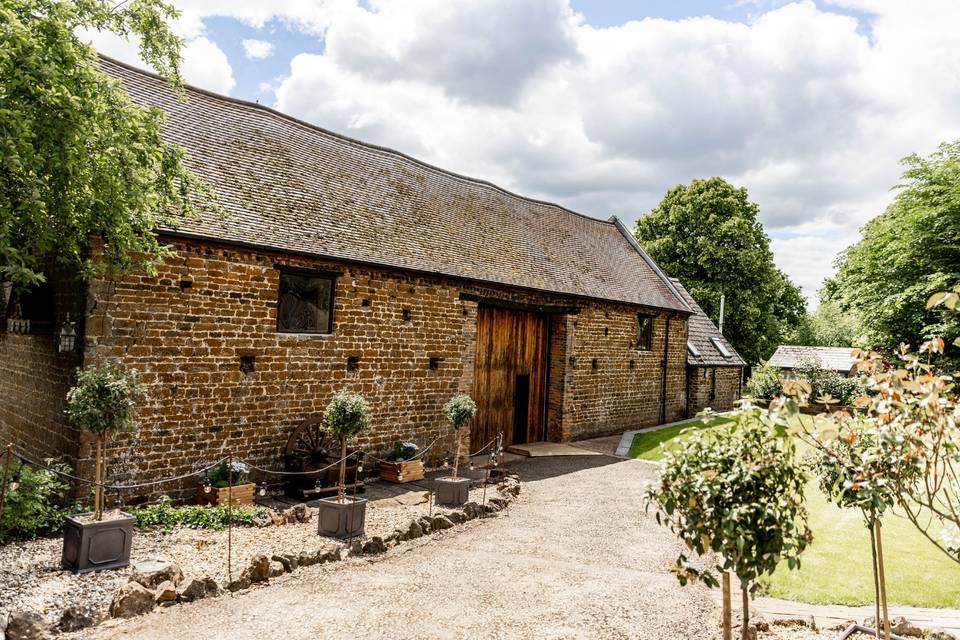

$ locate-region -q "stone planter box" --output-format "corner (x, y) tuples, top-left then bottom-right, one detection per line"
(196, 482), (256, 506)
(61, 511), (135, 574)
(317, 496), (367, 539)
(434, 477), (470, 506)
(378, 460), (425, 484)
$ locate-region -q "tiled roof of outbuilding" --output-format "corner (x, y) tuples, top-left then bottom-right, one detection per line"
(101, 57), (689, 313)
(670, 279), (746, 367)
(768, 346), (856, 373)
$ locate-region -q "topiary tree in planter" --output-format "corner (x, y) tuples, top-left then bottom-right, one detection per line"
(645, 408), (812, 640)
(317, 391), (370, 538)
(62, 360), (146, 572)
(436, 394), (476, 506)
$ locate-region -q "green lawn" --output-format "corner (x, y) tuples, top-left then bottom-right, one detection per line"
(631, 417), (960, 608)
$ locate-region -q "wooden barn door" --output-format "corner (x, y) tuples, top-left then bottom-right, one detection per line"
(472, 306), (548, 448)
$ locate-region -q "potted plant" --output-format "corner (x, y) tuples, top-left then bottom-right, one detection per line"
(379, 441), (425, 483)
(62, 361), (146, 573)
(197, 459), (255, 506)
(317, 391), (370, 538)
(435, 394), (476, 506)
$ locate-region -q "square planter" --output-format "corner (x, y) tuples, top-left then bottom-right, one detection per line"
(317, 496), (367, 539)
(61, 512), (135, 574)
(378, 460), (425, 484)
(434, 477), (471, 506)
(197, 482), (256, 506)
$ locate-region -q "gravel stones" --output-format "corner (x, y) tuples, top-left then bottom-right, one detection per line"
(109, 582), (155, 619)
(57, 604), (104, 632)
(245, 554), (271, 584)
(154, 581), (178, 605)
(130, 560), (183, 589)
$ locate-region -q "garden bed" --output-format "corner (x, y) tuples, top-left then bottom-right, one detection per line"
(0, 476), (514, 632)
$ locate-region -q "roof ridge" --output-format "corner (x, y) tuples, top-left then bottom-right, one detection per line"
(98, 53), (616, 229)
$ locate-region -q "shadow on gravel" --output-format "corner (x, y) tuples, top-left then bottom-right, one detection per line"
(504, 454), (627, 483)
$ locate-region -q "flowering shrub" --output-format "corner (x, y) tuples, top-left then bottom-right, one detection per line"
(0, 461), (74, 542)
(443, 394), (476, 479)
(746, 361), (782, 400)
(65, 361), (146, 436)
(386, 441), (420, 462)
(324, 391), (371, 498)
(203, 460), (250, 488)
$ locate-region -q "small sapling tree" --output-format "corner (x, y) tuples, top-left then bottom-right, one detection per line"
(66, 361), (146, 520)
(443, 394), (476, 479)
(323, 391), (370, 501)
(645, 408), (812, 640)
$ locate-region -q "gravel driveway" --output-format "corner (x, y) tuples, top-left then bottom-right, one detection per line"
(81, 454), (716, 640)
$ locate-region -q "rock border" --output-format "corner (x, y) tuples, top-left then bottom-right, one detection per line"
(0, 475), (521, 639)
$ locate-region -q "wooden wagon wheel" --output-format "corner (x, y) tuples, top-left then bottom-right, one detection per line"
(285, 416), (334, 461)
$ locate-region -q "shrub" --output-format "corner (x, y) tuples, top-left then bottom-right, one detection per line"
(202, 460), (250, 488)
(796, 355), (863, 406)
(746, 361), (782, 400)
(130, 496), (269, 531)
(386, 441), (419, 462)
(645, 408), (811, 639)
(65, 361), (146, 519)
(0, 461), (72, 542)
(324, 391), (371, 498)
(443, 394), (476, 479)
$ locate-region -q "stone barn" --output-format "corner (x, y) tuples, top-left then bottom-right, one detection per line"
(2, 57), (703, 500)
(670, 280), (746, 415)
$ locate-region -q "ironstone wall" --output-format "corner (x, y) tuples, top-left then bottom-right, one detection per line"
(687, 366), (743, 416)
(68, 236), (690, 501)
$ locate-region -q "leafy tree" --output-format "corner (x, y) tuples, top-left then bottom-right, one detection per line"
(831, 141), (960, 358)
(645, 409), (812, 640)
(635, 177), (805, 364)
(1, 0), (210, 295)
(784, 287), (862, 348)
(324, 391), (371, 500)
(442, 394), (476, 480)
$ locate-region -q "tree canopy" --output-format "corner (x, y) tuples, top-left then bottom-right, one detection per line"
(783, 287), (861, 348)
(634, 177), (805, 364)
(830, 140), (960, 355)
(0, 0), (208, 293)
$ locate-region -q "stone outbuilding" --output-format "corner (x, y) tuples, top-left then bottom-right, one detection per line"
(670, 280), (746, 415)
(0, 57), (733, 499)
(767, 345), (856, 378)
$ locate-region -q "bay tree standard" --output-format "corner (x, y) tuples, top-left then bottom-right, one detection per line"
(316, 391), (371, 539)
(436, 394), (477, 506)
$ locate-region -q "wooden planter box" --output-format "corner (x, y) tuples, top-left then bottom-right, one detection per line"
(197, 482), (256, 506)
(378, 460), (425, 484)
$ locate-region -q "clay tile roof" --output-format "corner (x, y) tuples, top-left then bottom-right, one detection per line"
(669, 279), (746, 367)
(100, 56), (689, 313)
(767, 346), (856, 373)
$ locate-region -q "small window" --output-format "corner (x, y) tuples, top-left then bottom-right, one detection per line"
(277, 270), (335, 334)
(711, 337), (732, 358)
(635, 315), (654, 351)
(687, 340), (701, 358)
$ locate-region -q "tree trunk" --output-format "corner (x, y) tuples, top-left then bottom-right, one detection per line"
(869, 514), (881, 639)
(94, 434), (104, 521)
(338, 436), (347, 501)
(722, 572), (733, 640)
(875, 519), (891, 640)
(451, 429), (462, 480)
(740, 579), (750, 640)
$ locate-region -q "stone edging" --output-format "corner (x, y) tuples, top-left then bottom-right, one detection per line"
(0, 476), (522, 638)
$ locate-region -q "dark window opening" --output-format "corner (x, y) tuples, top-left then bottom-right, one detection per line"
(361, 298), (370, 307)
(629, 360), (635, 369)
(635, 315), (654, 351)
(179, 278), (193, 289)
(591, 358), (598, 370)
(239, 355), (256, 375)
(346, 356), (360, 371)
(277, 270), (334, 334)
(429, 356), (442, 370)
(603, 326), (609, 336)
(402, 308), (411, 322)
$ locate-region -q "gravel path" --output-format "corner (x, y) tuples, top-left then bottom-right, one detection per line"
(80, 455), (716, 640)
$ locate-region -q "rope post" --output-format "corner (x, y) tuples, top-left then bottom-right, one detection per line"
(0, 444), (13, 521)
(227, 451), (233, 588)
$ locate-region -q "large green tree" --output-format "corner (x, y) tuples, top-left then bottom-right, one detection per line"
(783, 284), (862, 348)
(0, 0), (206, 294)
(831, 140), (960, 355)
(635, 177), (805, 364)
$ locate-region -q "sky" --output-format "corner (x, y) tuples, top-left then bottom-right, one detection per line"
(84, 0), (960, 307)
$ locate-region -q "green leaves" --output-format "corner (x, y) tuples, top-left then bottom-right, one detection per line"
(443, 394), (477, 430)
(645, 409), (812, 592)
(1, 0), (211, 293)
(634, 177), (805, 364)
(65, 360), (146, 435)
(324, 391), (371, 440)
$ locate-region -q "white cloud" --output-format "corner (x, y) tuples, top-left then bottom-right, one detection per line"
(242, 39), (275, 60)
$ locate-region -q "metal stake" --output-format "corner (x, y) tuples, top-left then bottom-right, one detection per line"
(227, 451), (233, 587)
(0, 444), (13, 521)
